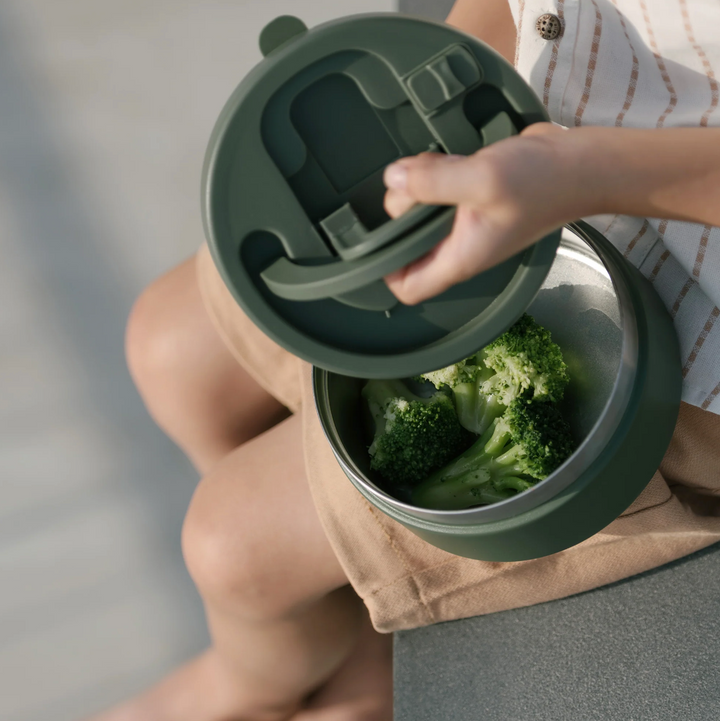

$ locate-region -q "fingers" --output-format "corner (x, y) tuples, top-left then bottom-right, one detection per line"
(380, 126), (567, 305)
(382, 124), (561, 215)
(381, 153), (486, 305)
(384, 207), (497, 305)
(519, 121), (566, 139)
(383, 188), (416, 219)
(383, 244), (453, 306)
(383, 153), (475, 206)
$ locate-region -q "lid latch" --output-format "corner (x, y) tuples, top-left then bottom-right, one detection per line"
(405, 46), (483, 114)
(320, 204), (369, 259)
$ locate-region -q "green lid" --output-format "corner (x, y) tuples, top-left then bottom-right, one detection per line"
(202, 13), (560, 379)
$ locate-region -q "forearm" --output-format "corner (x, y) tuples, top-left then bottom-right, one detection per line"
(383, 122), (720, 303)
(558, 127), (720, 228)
(446, 0), (517, 64)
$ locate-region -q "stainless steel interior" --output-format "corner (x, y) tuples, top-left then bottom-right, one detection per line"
(316, 225), (638, 525)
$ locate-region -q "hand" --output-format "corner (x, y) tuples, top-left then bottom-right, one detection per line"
(382, 123), (589, 305)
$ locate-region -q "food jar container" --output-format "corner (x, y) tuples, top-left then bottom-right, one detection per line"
(201, 13), (682, 561)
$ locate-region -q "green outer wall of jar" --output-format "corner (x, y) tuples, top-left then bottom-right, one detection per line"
(314, 223), (682, 561)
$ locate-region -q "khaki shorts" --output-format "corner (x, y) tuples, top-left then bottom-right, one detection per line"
(197, 243), (720, 633)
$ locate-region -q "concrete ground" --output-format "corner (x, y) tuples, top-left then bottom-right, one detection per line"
(0, 1), (393, 719)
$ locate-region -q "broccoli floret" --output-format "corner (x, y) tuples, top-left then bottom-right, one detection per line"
(419, 314), (569, 435)
(419, 357), (479, 389)
(411, 398), (574, 510)
(362, 379), (472, 487)
(419, 351), (505, 435)
(482, 314), (569, 405)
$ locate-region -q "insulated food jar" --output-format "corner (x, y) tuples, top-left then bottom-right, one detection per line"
(202, 13), (682, 561)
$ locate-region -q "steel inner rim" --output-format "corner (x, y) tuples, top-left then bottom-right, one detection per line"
(314, 224), (640, 525)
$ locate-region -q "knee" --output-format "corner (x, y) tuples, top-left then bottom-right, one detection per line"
(181, 471), (303, 622)
(126, 273), (184, 401)
(125, 258), (210, 420)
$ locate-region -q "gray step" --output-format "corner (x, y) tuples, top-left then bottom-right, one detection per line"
(394, 542), (720, 721)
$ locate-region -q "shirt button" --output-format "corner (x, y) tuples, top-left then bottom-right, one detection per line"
(536, 13), (562, 40)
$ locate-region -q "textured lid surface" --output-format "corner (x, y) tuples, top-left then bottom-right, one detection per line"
(202, 13), (560, 378)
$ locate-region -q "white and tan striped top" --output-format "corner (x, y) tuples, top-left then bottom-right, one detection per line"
(510, 0), (720, 414)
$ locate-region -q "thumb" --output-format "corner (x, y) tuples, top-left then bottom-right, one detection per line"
(383, 153), (475, 206)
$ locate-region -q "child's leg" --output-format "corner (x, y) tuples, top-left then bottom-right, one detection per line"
(125, 256), (290, 474)
(296, 609), (393, 720)
(91, 415), (371, 721)
(184, 416), (371, 719)
(89, 258), (391, 721)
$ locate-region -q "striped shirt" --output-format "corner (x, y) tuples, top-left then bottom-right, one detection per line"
(510, 0), (720, 414)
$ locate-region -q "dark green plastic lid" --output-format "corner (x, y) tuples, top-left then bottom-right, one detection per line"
(202, 13), (560, 378)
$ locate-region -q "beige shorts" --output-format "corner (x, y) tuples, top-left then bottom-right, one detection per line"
(197, 243), (720, 633)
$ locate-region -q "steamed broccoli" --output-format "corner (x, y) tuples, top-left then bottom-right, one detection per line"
(482, 314), (569, 404)
(411, 397), (574, 510)
(420, 314), (569, 435)
(362, 378), (472, 487)
(423, 350), (506, 436)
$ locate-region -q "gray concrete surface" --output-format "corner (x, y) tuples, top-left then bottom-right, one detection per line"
(0, 2), (393, 719)
(394, 543), (720, 720)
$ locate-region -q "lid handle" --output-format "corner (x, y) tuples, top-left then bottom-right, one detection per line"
(320, 202), (444, 261)
(260, 207), (455, 302)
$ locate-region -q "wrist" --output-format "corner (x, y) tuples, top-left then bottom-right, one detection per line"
(546, 126), (619, 221)
(549, 126), (720, 227)
(514, 125), (608, 229)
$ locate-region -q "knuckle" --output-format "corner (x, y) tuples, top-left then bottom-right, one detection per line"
(406, 168), (439, 202)
(475, 156), (512, 205)
(479, 154), (505, 187)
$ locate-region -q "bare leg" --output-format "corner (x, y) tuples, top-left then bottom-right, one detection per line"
(87, 256), (392, 721)
(91, 415), (363, 721)
(125, 256), (289, 474)
(295, 609), (393, 721)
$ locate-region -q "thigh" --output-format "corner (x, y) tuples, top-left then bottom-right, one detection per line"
(183, 413), (349, 618)
(127, 254), (289, 472)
